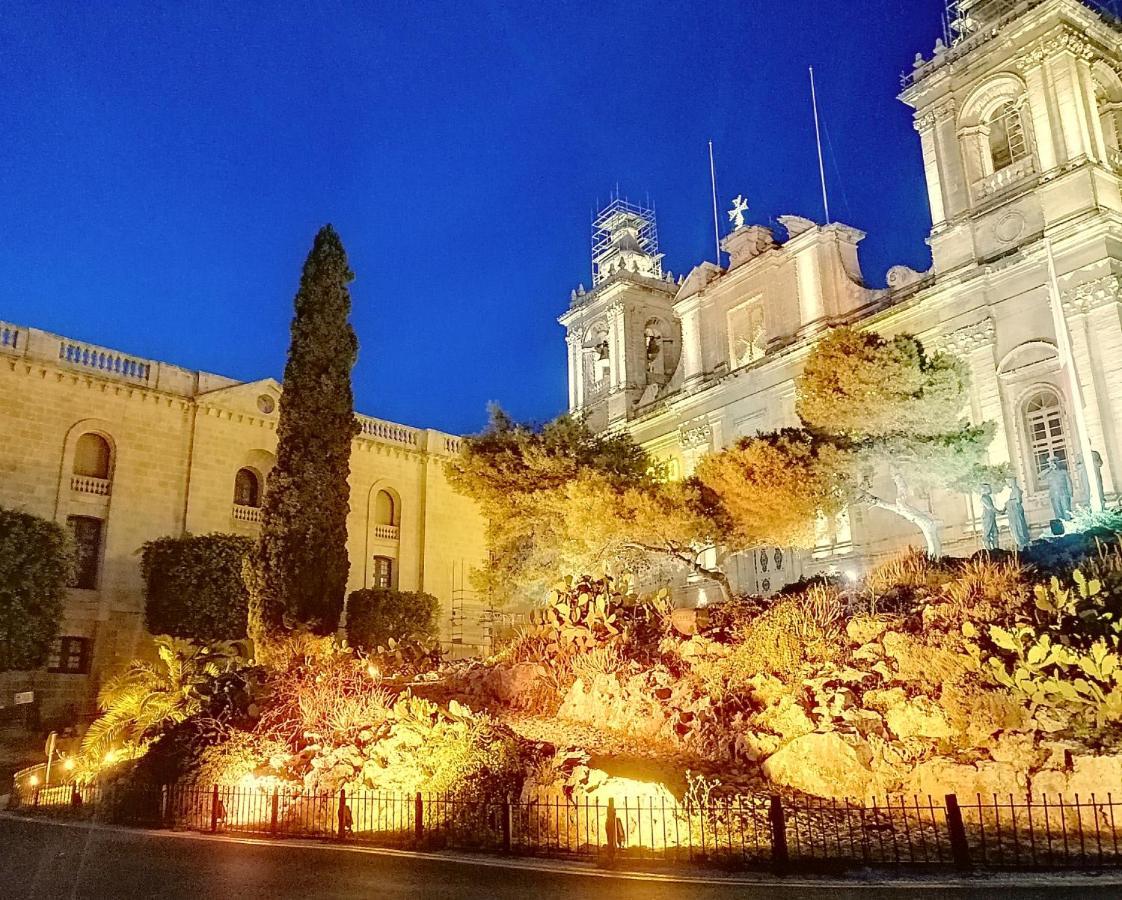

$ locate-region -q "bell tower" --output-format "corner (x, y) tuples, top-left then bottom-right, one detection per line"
(558, 198), (681, 431)
(900, 0), (1122, 273)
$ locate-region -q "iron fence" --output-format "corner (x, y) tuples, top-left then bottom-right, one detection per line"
(10, 777), (1122, 873)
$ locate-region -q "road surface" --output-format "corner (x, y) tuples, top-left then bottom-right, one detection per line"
(2, 815), (1121, 899)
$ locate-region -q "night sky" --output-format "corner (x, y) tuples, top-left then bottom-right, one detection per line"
(2, 1), (947, 435)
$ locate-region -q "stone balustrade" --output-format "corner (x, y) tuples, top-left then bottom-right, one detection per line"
(71, 475), (112, 496)
(232, 504), (263, 524)
(372, 524), (400, 541)
(357, 416), (420, 447)
(1108, 147), (1122, 174)
(976, 156), (1037, 198)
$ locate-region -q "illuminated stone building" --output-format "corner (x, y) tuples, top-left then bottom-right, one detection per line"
(0, 321), (488, 720)
(561, 0), (1122, 600)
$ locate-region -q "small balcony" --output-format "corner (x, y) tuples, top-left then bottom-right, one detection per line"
(232, 504), (263, 524)
(372, 524), (399, 541)
(71, 475), (111, 497)
(975, 156), (1037, 199)
(1107, 147), (1122, 174)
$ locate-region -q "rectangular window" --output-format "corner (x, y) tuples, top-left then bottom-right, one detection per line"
(47, 636), (92, 674)
(372, 556), (394, 590)
(67, 516), (103, 590)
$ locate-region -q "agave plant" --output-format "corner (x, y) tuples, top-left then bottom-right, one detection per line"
(80, 637), (240, 760)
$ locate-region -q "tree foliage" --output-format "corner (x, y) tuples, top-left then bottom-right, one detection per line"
(695, 429), (848, 549)
(142, 534), (253, 641)
(447, 408), (729, 603)
(345, 588), (440, 652)
(0, 507), (72, 672)
(700, 327), (1000, 557)
(79, 637), (242, 761)
(250, 225), (360, 647)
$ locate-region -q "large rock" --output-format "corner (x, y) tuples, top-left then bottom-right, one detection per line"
(883, 695), (956, 741)
(903, 757), (1025, 802)
(1031, 753), (1122, 801)
(762, 732), (880, 801)
(558, 673), (667, 739)
(755, 697), (814, 741)
(484, 662), (546, 706)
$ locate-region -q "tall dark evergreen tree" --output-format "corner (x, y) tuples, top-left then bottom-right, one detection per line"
(250, 225), (360, 646)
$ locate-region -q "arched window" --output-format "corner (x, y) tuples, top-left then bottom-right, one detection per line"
(234, 468), (262, 508)
(988, 100), (1029, 172)
(371, 555), (394, 590)
(73, 433), (111, 479)
(1023, 389), (1069, 483)
(374, 489), (398, 526)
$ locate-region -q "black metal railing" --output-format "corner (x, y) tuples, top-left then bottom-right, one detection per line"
(10, 778), (1122, 873)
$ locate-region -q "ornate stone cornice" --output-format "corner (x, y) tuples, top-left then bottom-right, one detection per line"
(913, 111), (936, 133)
(1018, 26), (1098, 71)
(1062, 274), (1122, 315)
(934, 317), (996, 355)
(678, 416), (712, 450)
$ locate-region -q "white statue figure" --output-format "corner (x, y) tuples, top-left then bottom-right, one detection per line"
(728, 195), (749, 230)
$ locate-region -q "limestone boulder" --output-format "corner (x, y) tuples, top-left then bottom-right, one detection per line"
(1030, 753), (1122, 801)
(903, 757), (1025, 801)
(883, 695), (956, 741)
(846, 616), (887, 646)
(755, 696), (815, 741)
(484, 662), (546, 706)
(558, 673), (667, 739)
(762, 732), (880, 801)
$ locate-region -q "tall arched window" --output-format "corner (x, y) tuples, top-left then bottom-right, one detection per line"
(374, 489), (398, 526)
(73, 433), (111, 479)
(989, 100), (1029, 172)
(234, 468), (262, 508)
(1023, 389), (1069, 484)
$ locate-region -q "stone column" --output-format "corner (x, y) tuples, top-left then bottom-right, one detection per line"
(1063, 276), (1122, 496)
(915, 112), (946, 226)
(1048, 47), (1095, 163)
(933, 101), (969, 219)
(565, 333), (581, 412)
(607, 302), (627, 392)
(1022, 58), (1059, 171)
(677, 297), (704, 384)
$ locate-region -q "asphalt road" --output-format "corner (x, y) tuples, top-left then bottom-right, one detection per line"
(3, 815), (1122, 899)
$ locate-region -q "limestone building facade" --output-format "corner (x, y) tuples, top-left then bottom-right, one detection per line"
(560, 0), (1122, 601)
(0, 321), (488, 722)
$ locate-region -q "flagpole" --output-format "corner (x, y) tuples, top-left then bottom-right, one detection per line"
(708, 140), (722, 266)
(809, 66), (831, 224)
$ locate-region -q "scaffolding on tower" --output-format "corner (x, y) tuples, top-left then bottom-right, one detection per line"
(590, 197), (663, 286)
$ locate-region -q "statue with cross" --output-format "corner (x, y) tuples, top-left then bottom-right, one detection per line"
(728, 194), (749, 230)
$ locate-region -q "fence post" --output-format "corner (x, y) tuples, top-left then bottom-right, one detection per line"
(605, 798), (617, 864)
(945, 794), (971, 871)
(502, 794), (512, 853)
(160, 785), (169, 826)
(337, 788), (347, 842)
(210, 784), (220, 833)
(33, 787), (41, 809)
(415, 792), (424, 845)
(270, 787), (279, 835)
(769, 795), (789, 875)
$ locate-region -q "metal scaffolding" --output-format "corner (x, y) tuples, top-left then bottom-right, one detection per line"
(590, 197), (661, 286)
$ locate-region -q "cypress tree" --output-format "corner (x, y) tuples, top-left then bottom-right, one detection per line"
(250, 225), (360, 646)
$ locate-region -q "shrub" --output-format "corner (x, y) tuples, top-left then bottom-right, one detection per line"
(346, 588), (440, 652)
(142, 534), (253, 641)
(0, 506), (72, 672)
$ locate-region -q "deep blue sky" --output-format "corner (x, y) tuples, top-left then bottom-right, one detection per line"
(2, 1), (946, 435)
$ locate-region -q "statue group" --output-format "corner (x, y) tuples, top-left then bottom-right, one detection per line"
(979, 478), (1031, 552)
(979, 454), (1092, 552)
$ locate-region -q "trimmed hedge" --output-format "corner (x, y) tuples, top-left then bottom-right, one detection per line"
(0, 507), (72, 671)
(346, 588), (439, 651)
(142, 534), (252, 641)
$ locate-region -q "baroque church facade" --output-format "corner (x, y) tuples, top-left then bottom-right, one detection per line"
(0, 321), (488, 722)
(560, 0), (1122, 601)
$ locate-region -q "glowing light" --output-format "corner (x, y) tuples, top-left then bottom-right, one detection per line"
(103, 750), (116, 765)
(28, 775), (39, 787)
(63, 758), (76, 772)
(367, 663), (380, 679)
(843, 568), (859, 584)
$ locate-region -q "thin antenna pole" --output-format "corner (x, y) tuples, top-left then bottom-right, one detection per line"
(708, 140), (721, 266)
(809, 66), (831, 224)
